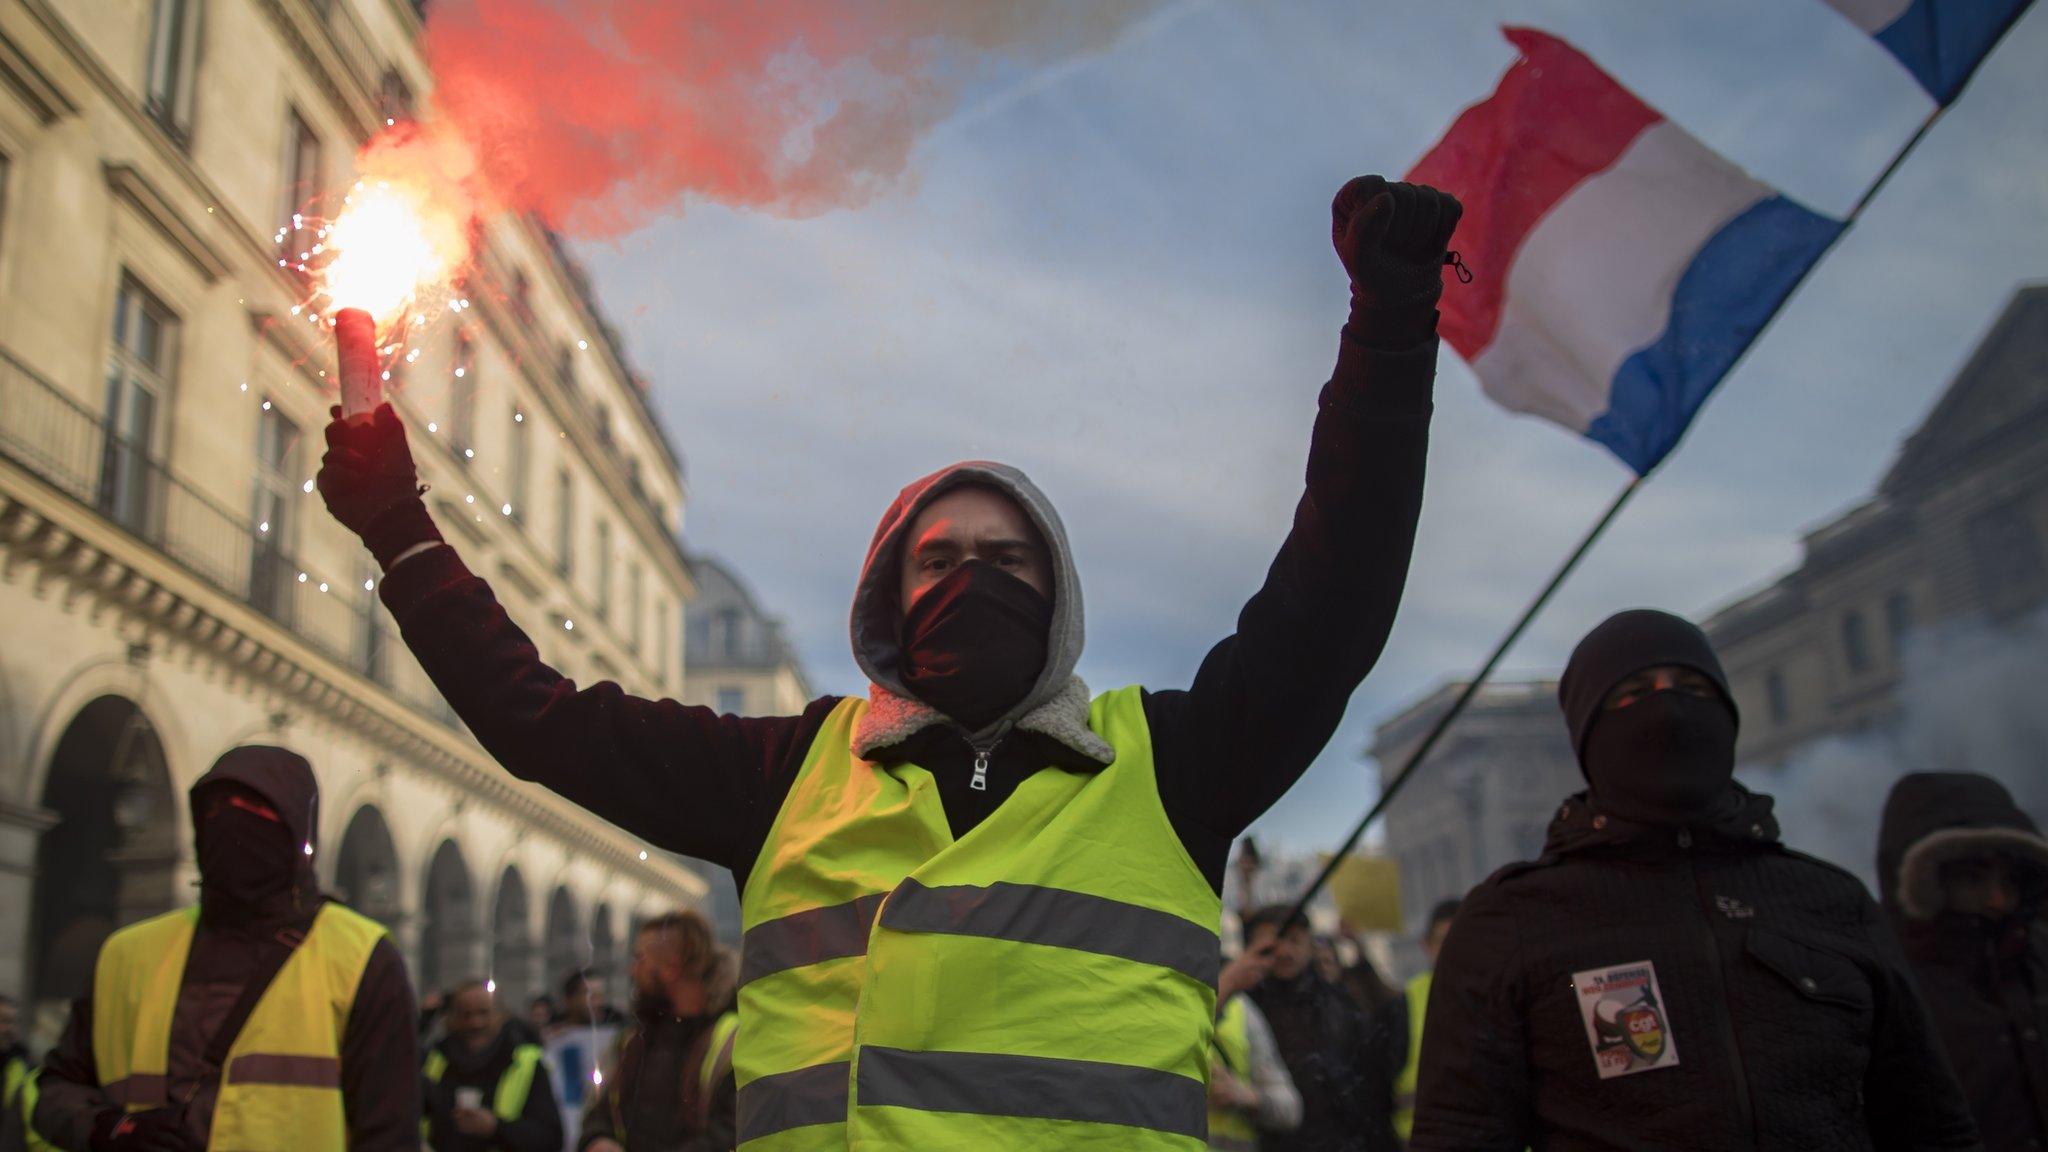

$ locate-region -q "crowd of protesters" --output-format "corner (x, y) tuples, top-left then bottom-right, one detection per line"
(1, 171), (2044, 1150)
(1201, 610), (2047, 1152)
(413, 913), (739, 1152)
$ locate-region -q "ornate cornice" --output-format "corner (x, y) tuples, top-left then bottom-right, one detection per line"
(0, 21), (75, 122)
(104, 163), (233, 282)
(0, 461), (706, 905)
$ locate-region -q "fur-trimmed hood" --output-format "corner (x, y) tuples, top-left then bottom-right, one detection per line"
(847, 461), (1110, 766)
(1878, 771), (2048, 921)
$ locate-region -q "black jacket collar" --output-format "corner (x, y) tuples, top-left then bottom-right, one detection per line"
(1543, 785), (1781, 859)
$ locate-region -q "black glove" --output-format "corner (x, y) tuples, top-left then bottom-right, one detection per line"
(317, 402), (444, 570)
(1331, 175), (1463, 311)
(89, 1109), (200, 1152)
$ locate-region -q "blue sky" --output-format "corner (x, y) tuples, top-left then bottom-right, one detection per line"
(577, 1), (2048, 853)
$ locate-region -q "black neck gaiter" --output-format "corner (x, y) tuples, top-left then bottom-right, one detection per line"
(899, 562), (1052, 733)
(1582, 692), (1739, 826)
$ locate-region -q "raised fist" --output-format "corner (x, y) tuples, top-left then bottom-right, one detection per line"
(317, 402), (443, 570)
(1331, 175), (1463, 310)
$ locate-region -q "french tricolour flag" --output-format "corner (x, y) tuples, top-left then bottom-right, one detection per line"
(1408, 28), (1844, 476)
(1821, 0), (2033, 104)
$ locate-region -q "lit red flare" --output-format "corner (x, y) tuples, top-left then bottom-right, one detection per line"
(321, 178), (466, 323)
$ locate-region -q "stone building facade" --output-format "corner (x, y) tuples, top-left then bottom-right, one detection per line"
(1704, 284), (2048, 765)
(0, 0), (708, 1044)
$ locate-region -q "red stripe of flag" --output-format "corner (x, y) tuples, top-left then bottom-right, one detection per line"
(1407, 28), (1663, 360)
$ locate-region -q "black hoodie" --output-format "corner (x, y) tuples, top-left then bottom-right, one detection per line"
(1877, 773), (2048, 1151)
(32, 747), (421, 1150)
(1411, 785), (1981, 1152)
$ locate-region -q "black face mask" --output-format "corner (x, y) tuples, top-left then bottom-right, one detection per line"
(1581, 692), (1738, 826)
(197, 805), (299, 915)
(899, 561), (1052, 732)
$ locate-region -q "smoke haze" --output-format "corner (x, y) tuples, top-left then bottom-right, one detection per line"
(1742, 608), (2048, 891)
(416, 0), (1169, 235)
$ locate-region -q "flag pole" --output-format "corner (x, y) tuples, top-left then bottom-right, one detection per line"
(1277, 26), (2012, 929)
(1280, 473), (1642, 931)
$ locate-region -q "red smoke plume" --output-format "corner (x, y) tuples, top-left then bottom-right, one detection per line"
(404, 0), (1166, 237)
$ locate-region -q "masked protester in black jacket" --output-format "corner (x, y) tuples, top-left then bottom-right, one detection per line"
(1878, 772), (2048, 1151)
(1410, 610), (1981, 1152)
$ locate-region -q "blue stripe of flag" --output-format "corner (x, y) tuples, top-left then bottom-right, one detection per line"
(1585, 197), (1844, 476)
(1872, 0), (2032, 104)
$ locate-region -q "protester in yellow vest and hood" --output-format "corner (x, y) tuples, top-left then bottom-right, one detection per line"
(317, 172), (1459, 1148)
(423, 979), (561, 1152)
(29, 746), (421, 1152)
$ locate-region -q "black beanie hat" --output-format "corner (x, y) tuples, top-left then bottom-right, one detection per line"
(1558, 609), (1738, 762)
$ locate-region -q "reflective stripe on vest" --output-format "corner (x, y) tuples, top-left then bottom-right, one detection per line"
(1206, 995), (1258, 1151)
(736, 686), (1221, 1151)
(91, 902), (387, 1149)
(1392, 970), (1432, 1141)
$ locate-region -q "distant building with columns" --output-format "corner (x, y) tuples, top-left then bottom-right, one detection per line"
(0, 0), (708, 1045)
(1370, 679), (1580, 979)
(676, 553), (813, 937)
(681, 554), (815, 720)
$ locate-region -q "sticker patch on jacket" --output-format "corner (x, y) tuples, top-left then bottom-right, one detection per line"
(1572, 960), (1680, 1079)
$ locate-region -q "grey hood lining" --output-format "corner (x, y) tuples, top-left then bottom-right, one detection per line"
(1897, 825), (2048, 921)
(853, 677), (1114, 766)
(848, 462), (1102, 760)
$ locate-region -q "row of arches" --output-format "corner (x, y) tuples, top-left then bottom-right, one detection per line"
(24, 694), (647, 1023)
(369, 821), (631, 1006)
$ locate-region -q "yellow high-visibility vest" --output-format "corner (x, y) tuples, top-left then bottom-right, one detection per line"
(1206, 994), (1258, 1151)
(16, 1068), (57, 1152)
(736, 686), (1222, 1151)
(701, 1011), (739, 1100)
(1392, 970), (1433, 1142)
(91, 902), (386, 1151)
(423, 1039), (545, 1132)
(2, 1052), (25, 1110)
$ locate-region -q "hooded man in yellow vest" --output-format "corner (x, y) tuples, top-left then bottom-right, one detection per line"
(30, 747), (420, 1151)
(316, 174), (1460, 1150)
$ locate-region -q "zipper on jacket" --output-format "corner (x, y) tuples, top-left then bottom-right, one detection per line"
(970, 745), (993, 791)
(1688, 852), (1756, 1149)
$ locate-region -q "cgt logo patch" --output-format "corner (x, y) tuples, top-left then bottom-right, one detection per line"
(1572, 960), (1681, 1079)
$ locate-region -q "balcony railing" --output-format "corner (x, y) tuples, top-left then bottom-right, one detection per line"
(0, 348), (454, 728)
